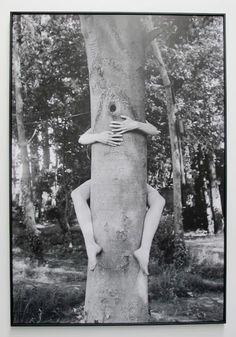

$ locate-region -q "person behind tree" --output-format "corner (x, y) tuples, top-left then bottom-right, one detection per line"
(71, 115), (165, 275)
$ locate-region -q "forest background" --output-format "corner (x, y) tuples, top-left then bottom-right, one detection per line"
(11, 14), (225, 325)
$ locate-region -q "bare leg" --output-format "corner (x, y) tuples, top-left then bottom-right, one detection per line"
(134, 184), (165, 275)
(71, 180), (102, 271)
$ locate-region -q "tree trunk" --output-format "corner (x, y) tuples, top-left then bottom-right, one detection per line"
(203, 178), (215, 234)
(177, 127), (186, 185)
(13, 16), (39, 235)
(144, 17), (183, 233)
(208, 152), (224, 233)
(12, 140), (19, 203)
(42, 122), (50, 169)
(29, 141), (41, 219)
(195, 146), (209, 231)
(30, 141), (40, 189)
(80, 15), (148, 323)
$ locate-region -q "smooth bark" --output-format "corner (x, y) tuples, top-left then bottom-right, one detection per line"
(144, 17), (183, 233)
(42, 123), (50, 169)
(80, 14), (148, 323)
(203, 178), (215, 234)
(13, 16), (39, 235)
(208, 152), (224, 233)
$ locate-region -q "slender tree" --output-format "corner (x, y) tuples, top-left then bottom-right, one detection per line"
(144, 16), (183, 233)
(13, 16), (39, 236)
(207, 152), (224, 233)
(42, 122), (50, 169)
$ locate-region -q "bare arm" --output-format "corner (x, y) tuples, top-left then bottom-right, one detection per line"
(79, 128), (100, 145)
(79, 128), (123, 146)
(136, 120), (159, 136)
(110, 115), (159, 136)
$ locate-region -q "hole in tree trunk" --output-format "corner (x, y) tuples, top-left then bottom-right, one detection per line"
(110, 104), (116, 112)
(109, 103), (116, 112)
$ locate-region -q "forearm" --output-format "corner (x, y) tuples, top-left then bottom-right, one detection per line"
(136, 121), (159, 136)
(79, 133), (101, 145)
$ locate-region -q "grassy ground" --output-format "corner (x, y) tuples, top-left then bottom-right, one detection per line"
(12, 225), (225, 324)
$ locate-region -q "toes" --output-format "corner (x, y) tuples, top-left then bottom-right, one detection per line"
(140, 263), (149, 276)
(144, 267), (149, 276)
(89, 260), (97, 271)
(133, 250), (149, 275)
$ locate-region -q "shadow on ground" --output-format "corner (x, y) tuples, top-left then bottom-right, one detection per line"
(12, 224), (225, 324)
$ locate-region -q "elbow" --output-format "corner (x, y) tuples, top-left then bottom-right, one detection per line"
(78, 136), (85, 145)
(71, 186), (82, 200)
(71, 189), (76, 199)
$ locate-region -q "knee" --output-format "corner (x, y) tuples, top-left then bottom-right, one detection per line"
(159, 194), (166, 208)
(153, 191), (166, 209)
(71, 186), (82, 201)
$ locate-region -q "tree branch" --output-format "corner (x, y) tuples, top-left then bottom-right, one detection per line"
(27, 128), (38, 144)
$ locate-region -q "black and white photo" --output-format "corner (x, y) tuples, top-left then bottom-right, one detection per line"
(10, 13), (226, 325)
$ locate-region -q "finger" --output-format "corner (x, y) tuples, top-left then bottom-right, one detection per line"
(111, 127), (124, 132)
(110, 141), (123, 145)
(110, 124), (122, 129)
(108, 141), (120, 146)
(113, 131), (123, 135)
(110, 139), (122, 143)
(107, 142), (117, 147)
(111, 138), (123, 142)
(113, 127), (126, 132)
(112, 140), (123, 144)
(110, 121), (122, 125)
(121, 115), (128, 120)
(111, 134), (123, 138)
(109, 137), (123, 142)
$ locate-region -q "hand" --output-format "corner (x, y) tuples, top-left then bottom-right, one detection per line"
(110, 115), (138, 134)
(97, 131), (123, 146)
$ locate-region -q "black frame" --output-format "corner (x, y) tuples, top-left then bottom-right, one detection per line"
(9, 11), (227, 327)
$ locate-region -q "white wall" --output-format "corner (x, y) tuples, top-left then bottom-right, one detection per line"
(1, 0), (235, 336)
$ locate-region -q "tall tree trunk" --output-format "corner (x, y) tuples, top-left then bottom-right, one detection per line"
(144, 17), (183, 233)
(177, 119), (186, 185)
(203, 178), (215, 234)
(12, 140), (18, 203)
(42, 122), (50, 169)
(208, 152), (224, 233)
(30, 141), (40, 189)
(80, 15), (148, 323)
(194, 145), (210, 231)
(13, 16), (39, 236)
(30, 141), (40, 219)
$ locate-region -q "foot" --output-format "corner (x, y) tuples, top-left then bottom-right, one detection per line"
(133, 248), (150, 276)
(87, 243), (102, 271)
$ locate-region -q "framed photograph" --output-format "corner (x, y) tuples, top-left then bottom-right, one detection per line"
(10, 12), (226, 326)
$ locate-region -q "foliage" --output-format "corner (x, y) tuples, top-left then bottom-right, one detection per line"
(13, 281), (85, 323)
(151, 215), (190, 269)
(13, 229), (45, 264)
(12, 14), (225, 241)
